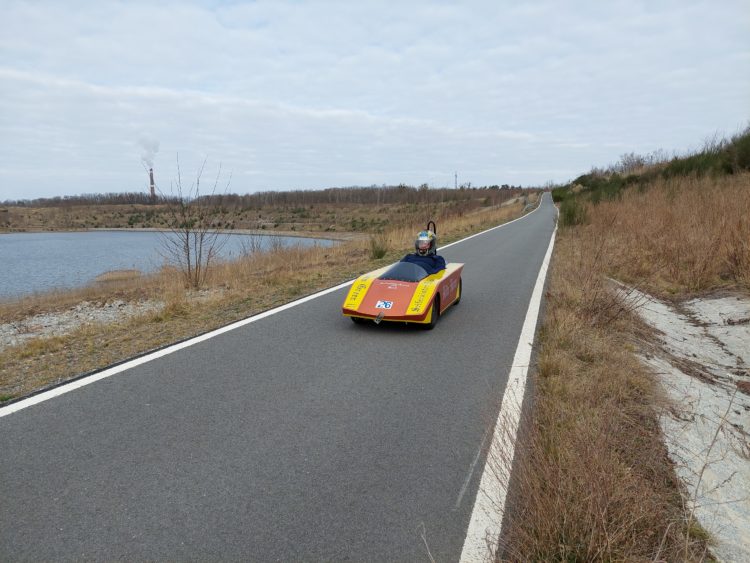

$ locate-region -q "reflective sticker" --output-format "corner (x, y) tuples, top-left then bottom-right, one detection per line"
(375, 300), (393, 309)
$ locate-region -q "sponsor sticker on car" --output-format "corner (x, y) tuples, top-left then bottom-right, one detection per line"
(375, 300), (394, 310)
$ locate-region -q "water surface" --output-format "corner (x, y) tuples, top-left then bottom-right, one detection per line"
(0, 231), (335, 299)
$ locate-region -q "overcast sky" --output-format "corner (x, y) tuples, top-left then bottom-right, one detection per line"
(1, 1), (748, 200)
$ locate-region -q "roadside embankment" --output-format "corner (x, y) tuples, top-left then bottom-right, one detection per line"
(500, 227), (705, 560)
(500, 171), (749, 560)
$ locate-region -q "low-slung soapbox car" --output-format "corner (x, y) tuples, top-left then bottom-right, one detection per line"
(342, 223), (463, 329)
(341, 262), (463, 329)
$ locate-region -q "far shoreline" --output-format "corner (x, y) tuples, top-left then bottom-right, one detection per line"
(0, 227), (365, 242)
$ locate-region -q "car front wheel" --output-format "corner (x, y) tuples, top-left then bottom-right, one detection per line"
(424, 296), (440, 330)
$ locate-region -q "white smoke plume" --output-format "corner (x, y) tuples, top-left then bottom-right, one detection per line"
(138, 135), (160, 168)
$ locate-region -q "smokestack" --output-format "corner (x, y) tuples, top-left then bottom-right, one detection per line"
(149, 168), (155, 201)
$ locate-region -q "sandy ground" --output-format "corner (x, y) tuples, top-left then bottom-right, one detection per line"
(622, 287), (750, 562)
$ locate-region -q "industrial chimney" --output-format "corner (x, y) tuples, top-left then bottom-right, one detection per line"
(149, 168), (155, 201)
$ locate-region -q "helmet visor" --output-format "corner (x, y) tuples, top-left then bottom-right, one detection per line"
(417, 239), (431, 252)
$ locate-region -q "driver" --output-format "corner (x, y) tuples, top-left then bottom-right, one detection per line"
(400, 229), (446, 275)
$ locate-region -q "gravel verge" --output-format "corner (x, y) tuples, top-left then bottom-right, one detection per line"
(0, 299), (164, 352)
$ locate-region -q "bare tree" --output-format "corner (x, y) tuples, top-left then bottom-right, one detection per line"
(160, 156), (231, 289)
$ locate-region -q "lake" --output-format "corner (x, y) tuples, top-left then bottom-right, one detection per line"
(0, 231), (337, 299)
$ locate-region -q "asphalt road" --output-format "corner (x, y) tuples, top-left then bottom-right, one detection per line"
(1, 194), (557, 561)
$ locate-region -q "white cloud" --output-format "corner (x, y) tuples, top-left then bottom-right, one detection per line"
(0, 0), (748, 199)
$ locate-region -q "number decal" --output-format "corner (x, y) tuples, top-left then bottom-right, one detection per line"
(375, 300), (393, 309)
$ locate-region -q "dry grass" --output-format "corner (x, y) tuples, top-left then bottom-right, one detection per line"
(583, 173), (750, 295)
(93, 269), (143, 283)
(0, 197), (533, 400)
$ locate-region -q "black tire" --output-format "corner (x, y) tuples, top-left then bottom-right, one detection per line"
(351, 316), (367, 325)
(454, 278), (462, 306)
(424, 295), (440, 330)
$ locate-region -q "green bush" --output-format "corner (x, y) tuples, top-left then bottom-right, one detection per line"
(662, 151), (728, 178)
(660, 128), (750, 178)
(727, 128), (750, 172)
(551, 187), (569, 203)
(559, 197), (587, 227)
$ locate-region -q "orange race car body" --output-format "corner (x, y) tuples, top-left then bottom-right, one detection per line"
(342, 261), (463, 329)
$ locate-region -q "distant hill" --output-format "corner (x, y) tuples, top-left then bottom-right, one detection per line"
(0, 184), (532, 233)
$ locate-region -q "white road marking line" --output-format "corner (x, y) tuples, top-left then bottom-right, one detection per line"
(440, 193), (542, 251)
(459, 203), (557, 562)
(0, 280), (353, 418)
(0, 194), (548, 418)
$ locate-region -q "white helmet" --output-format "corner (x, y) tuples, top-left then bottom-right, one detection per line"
(415, 230), (436, 256)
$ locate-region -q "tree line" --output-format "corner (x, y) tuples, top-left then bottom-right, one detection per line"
(201, 184), (526, 208)
(2, 192), (174, 208)
(3, 183), (527, 209)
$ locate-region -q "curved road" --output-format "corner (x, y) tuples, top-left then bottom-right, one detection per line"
(1, 194), (557, 561)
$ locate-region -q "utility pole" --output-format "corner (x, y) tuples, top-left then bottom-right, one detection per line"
(454, 171), (457, 189)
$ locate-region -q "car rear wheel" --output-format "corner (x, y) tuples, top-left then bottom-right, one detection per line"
(351, 316), (367, 325)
